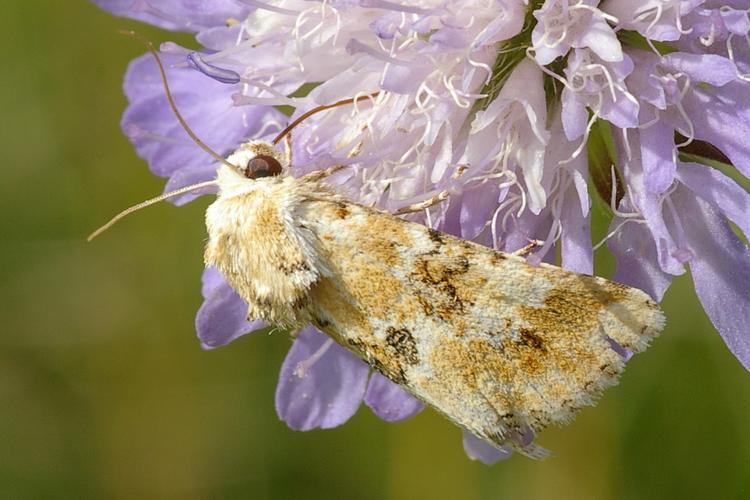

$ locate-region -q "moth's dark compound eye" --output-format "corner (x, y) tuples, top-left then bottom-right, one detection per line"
(244, 154), (283, 179)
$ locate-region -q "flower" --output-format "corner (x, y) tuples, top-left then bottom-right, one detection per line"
(93, 0), (750, 463)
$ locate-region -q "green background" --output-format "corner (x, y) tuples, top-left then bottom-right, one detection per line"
(2, 2), (750, 499)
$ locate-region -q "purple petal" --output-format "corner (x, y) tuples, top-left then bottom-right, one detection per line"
(430, 26), (475, 49)
(196, 23), (245, 51)
(546, 113), (592, 274)
(370, 12), (402, 39)
(579, 15), (623, 63)
(600, 91), (640, 130)
(435, 191), (464, 237)
(532, 25), (567, 65)
(275, 328), (369, 431)
(560, 182), (593, 275)
(676, 162), (750, 239)
(364, 372), (424, 422)
(722, 7), (750, 35)
(196, 267), (264, 349)
(459, 183), (500, 240)
(470, 1), (525, 46)
(91, 0), (250, 32)
(382, 61), (433, 93)
(501, 207), (551, 255)
(674, 190), (750, 372)
(663, 53), (738, 87)
(683, 81), (750, 179)
(617, 130), (685, 275)
(626, 49), (665, 109)
(201, 265), (225, 296)
(604, 0), (702, 41)
(122, 51), (284, 187)
(462, 431), (512, 464)
(640, 120), (676, 194)
(608, 201), (673, 302)
(561, 87), (589, 141)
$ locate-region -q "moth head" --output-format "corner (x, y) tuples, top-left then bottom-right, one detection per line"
(226, 140), (286, 181)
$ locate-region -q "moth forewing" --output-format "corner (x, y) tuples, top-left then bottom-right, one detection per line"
(204, 140), (664, 458)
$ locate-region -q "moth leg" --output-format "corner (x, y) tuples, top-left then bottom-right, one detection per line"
(511, 240), (545, 257)
(303, 164), (348, 182)
(283, 130), (293, 167)
(393, 190), (450, 215)
(516, 442), (551, 460)
(393, 164), (469, 215)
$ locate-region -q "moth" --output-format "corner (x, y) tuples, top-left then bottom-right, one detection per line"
(92, 33), (664, 459)
(202, 140), (663, 458)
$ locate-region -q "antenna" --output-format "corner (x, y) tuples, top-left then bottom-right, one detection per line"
(88, 30), (235, 242)
(89, 32), (380, 241)
(87, 180), (218, 241)
(117, 30), (238, 170)
(272, 92), (380, 145)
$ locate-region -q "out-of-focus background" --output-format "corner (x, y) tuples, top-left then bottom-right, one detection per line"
(2, 2), (750, 499)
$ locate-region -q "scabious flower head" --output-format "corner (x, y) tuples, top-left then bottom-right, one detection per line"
(94, 0), (750, 463)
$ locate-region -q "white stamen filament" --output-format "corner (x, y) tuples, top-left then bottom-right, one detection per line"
(491, 195), (524, 249)
(700, 20), (717, 46)
(255, 117), (286, 138)
(725, 33), (750, 82)
(608, 165), (643, 220)
(294, 338), (335, 378)
(592, 218), (647, 251)
(560, 93), (602, 166)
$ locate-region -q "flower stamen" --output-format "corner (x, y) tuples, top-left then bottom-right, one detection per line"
(725, 33), (750, 82)
(294, 338), (335, 378)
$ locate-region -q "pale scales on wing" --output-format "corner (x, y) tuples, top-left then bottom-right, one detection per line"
(204, 140), (665, 458)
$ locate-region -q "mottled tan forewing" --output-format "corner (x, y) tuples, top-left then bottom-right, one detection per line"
(296, 198), (663, 455)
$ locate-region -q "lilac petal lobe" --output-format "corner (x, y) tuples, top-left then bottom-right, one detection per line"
(462, 431), (512, 464)
(561, 87), (589, 141)
(675, 191), (750, 372)
(676, 162), (750, 239)
(459, 183), (500, 240)
(201, 266), (225, 297)
(663, 53), (738, 87)
(640, 120), (676, 194)
(600, 91), (640, 130)
(560, 184), (593, 275)
(91, 0), (250, 32)
(683, 81), (750, 179)
(196, 268), (264, 349)
(364, 372), (424, 422)
(275, 328), (368, 431)
(608, 204), (673, 301)
(579, 16), (623, 63)
(617, 130), (685, 275)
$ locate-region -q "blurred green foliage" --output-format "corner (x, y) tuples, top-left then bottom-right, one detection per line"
(2, 2), (750, 499)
